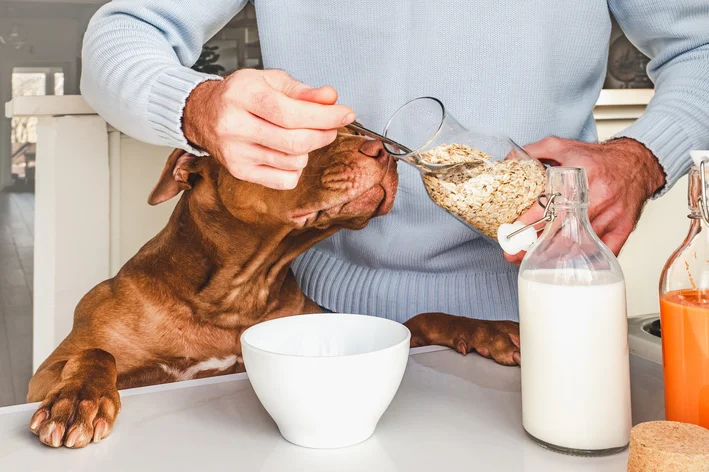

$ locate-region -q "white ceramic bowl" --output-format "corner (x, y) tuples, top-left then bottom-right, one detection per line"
(241, 313), (411, 449)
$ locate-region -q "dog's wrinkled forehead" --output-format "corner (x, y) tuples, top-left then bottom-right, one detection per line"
(148, 131), (395, 230)
(220, 131), (394, 227)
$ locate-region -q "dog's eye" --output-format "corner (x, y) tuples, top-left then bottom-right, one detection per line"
(338, 130), (363, 138)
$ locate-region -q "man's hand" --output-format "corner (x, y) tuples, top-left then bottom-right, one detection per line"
(182, 69), (356, 190)
(504, 137), (666, 264)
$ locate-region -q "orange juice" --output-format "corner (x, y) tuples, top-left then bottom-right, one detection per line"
(660, 290), (709, 428)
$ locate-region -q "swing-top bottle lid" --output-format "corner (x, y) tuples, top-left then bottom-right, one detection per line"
(690, 150), (709, 168)
(496, 167), (589, 256)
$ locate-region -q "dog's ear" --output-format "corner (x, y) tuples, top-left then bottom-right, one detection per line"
(148, 149), (202, 206)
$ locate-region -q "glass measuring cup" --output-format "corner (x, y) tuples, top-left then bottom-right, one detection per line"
(345, 121), (465, 174)
(381, 97), (546, 241)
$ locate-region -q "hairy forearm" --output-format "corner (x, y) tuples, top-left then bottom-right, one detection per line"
(80, 0), (245, 152)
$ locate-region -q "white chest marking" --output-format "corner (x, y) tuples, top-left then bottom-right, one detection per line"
(160, 355), (241, 381)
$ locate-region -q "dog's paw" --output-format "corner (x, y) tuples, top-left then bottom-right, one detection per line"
(29, 381), (121, 448)
(407, 313), (521, 367)
(455, 319), (521, 366)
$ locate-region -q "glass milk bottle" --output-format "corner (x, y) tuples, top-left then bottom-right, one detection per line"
(518, 166), (632, 456)
(659, 151), (709, 429)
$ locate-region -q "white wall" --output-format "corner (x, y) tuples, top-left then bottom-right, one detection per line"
(619, 180), (686, 316)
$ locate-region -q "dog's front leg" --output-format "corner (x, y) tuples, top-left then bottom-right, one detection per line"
(28, 349), (121, 448)
(405, 313), (521, 366)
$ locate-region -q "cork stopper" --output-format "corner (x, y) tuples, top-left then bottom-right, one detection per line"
(628, 421), (709, 471)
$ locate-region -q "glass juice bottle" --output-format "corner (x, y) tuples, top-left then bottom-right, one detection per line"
(659, 154), (709, 429)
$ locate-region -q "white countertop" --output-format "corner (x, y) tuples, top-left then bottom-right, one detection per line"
(0, 346), (664, 472)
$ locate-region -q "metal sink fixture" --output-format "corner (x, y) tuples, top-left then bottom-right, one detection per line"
(628, 314), (662, 365)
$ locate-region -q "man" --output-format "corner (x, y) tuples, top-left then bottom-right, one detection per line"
(81, 0), (709, 322)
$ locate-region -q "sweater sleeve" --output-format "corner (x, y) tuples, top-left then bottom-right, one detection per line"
(80, 0), (248, 155)
(609, 0), (709, 195)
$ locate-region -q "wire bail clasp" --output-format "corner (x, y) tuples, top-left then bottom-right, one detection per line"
(505, 193), (560, 241)
(698, 160), (709, 225)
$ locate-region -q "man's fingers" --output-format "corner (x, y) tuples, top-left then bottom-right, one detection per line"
(186, 68), (355, 189)
(501, 194), (546, 264)
(226, 162), (304, 191)
(247, 91), (354, 130)
(238, 114), (338, 155)
(248, 73), (354, 129)
(601, 228), (631, 257)
(503, 251), (524, 265)
(249, 166), (303, 191)
(258, 152), (309, 172)
(262, 69), (340, 105)
(288, 85), (339, 105)
(507, 136), (653, 264)
(228, 141), (309, 171)
(516, 201), (545, 226)
(523, 136), (568, 160)
(524, 137), (590, 169)
(217, 109), (339, 155)
(591, 209), (635, 257)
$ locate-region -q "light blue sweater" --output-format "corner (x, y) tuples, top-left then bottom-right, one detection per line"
(81, 0), (709, 322)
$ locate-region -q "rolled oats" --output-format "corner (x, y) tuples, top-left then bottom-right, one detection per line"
(420, 144), (546, 239)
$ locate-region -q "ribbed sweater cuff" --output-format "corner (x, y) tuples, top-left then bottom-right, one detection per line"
(613, 111), (693, 198)
(147, 67), (223, 156)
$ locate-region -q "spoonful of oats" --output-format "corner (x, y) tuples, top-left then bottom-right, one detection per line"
(343, 122), (480, 174)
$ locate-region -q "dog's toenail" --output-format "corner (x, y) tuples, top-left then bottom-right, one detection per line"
(30, 411), (47, 430)
(50, 427), (63, 448)
(93, 420), (108, 441)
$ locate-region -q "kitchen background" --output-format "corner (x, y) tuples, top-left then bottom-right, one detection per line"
(0, 0), (677, 408)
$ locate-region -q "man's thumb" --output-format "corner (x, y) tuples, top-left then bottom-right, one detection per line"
(516, 199), (544, 226)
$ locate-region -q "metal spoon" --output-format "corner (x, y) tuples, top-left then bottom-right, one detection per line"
(344, 122), (472, 174)
(345, 121), (412, 155)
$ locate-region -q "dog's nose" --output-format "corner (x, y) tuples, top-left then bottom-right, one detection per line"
(359, 139), (386, 158)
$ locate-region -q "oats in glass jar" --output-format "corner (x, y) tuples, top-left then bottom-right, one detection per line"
(421, 144), (546, 239)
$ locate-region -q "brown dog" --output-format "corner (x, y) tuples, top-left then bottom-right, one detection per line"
(26, 131), (520, 449)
